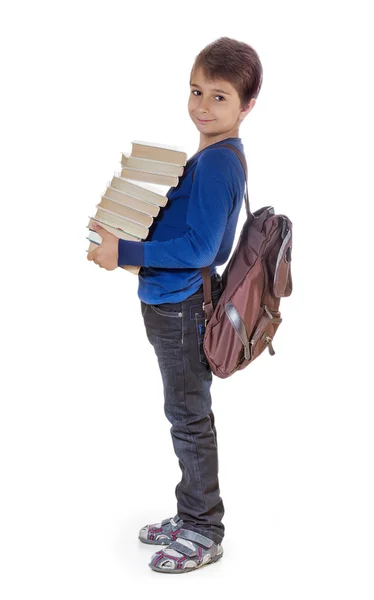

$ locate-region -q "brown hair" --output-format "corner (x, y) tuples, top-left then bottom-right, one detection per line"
(190, 37), (263, 109)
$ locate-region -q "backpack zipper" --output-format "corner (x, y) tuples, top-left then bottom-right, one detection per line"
(262, 332), (275, 355)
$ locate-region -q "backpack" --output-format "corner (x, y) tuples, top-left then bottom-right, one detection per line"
(195, 142), (293, 379)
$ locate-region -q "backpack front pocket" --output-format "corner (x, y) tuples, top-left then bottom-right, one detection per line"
(248, 306), (282, 361)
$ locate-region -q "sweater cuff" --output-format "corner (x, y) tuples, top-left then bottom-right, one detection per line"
(118, 239), (145, 266)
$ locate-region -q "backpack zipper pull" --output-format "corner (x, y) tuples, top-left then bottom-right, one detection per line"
(262, 332), (275, 355)
(266, 335), (275, 355)
(244, 341), (253, 361)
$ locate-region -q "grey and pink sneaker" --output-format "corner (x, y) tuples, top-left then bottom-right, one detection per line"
(138, 514), (184, 545)
(148, 528), (224, 573)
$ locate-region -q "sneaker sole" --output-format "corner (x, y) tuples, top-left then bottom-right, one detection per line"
(149, 550), (223, 574)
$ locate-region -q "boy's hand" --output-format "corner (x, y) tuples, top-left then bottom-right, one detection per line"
(87, 222), (119, 271)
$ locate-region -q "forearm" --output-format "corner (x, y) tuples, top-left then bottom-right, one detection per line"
(117, 232), (218, 268)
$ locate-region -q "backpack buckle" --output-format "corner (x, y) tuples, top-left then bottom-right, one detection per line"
(202, 300), (213, 327)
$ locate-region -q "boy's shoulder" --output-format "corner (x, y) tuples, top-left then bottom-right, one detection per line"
(194, 140), (245, 180)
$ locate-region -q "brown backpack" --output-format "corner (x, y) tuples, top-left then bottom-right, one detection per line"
(196, 142), (293, 379)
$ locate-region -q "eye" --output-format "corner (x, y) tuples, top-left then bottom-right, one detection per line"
(191, 90), (225, 101)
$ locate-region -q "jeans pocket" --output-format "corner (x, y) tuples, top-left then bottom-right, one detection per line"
(195, 315), (209, 366)
(193, 287), (223, 366)
(149, 303), (183, 318)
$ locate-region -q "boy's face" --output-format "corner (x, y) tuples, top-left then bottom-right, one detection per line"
(188, 66), (255, 143)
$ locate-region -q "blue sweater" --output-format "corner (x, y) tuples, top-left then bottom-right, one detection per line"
(117, 136), (246, 304)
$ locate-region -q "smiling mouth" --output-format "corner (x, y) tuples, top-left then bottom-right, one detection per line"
(197, 118), (214, 123)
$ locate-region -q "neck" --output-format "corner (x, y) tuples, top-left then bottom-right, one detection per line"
(196, 130), (240, 153)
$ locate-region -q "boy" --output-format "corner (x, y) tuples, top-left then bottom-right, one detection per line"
(87, 36), (263, 573)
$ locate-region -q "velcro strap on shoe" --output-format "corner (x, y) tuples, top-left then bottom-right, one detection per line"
(161, 517), (172, 526)
(178, 528), (215, 548)
(168, 540), (198, 557)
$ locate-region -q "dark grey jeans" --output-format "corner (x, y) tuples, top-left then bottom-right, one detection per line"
(140, 272), (225, 545)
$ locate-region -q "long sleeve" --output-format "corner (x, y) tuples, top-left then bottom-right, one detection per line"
(118, 148), (237, 268)
(117, 238), (145, 266)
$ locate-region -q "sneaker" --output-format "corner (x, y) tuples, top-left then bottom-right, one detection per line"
(148, 527), (224, 573)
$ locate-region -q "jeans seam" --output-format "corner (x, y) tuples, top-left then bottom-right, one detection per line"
(180, 308), (208, 516)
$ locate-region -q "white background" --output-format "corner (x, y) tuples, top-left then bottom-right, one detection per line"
(1, 0), (373, 598)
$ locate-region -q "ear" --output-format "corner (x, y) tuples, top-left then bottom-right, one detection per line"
(240, 98), (256, 121)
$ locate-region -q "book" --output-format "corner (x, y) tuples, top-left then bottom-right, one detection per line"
(102, 185), (162, 217)
(87, 217), (141, 241)
(119, 167), (179, 187)
(120, 153), (184, 177)
(92, 207), (149, 239)
(130, 140), (187, 165)
(109, 174), (169, 204)
(87, 140), (187, 275)
(97, 196), (154, 229)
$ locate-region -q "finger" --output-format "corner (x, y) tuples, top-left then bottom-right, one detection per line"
(92, 222), (105, 233)
(87, 248), (98, 261)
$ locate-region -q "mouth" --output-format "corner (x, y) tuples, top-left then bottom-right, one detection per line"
(196, 118), (215, 124)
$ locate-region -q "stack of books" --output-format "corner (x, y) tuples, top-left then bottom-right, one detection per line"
(86, 141), (188, 274)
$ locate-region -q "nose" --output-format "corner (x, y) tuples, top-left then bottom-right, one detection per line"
(199, 99), (210, 112)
